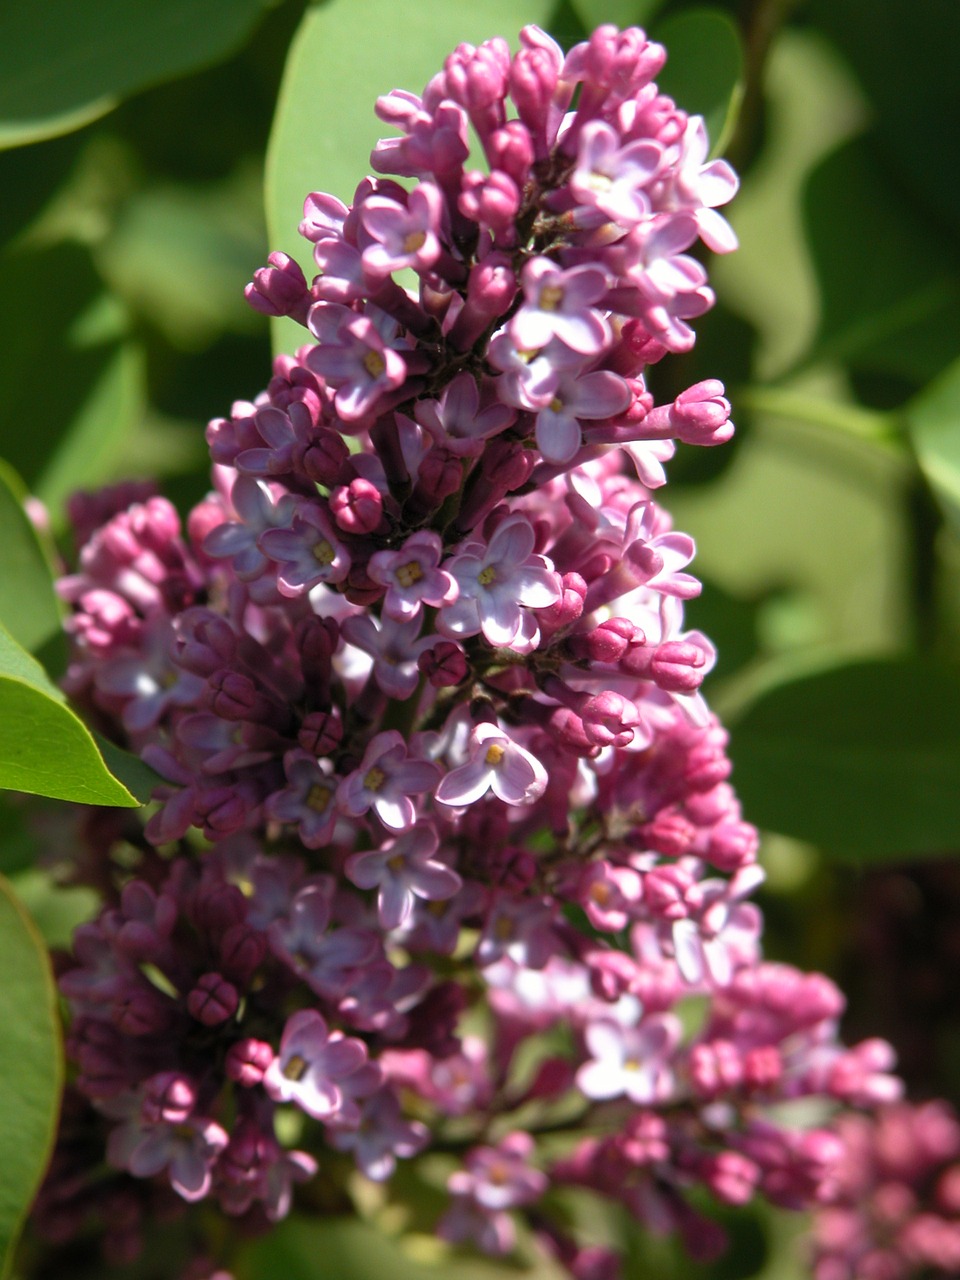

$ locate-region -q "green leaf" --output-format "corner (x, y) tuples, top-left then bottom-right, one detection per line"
(803, 136), (960, 386)
(654, 9), (743, 156)
(905, 356), (960, 538)
(568, 0), (666, 32)
(0, 873), (63, 1277)
(265, 0), (555, 354)
(0, 0), (271, 150)
(0, 460), (63, 654)
(727, 657), (960, 858)
(0, 243), (146, 521)
(0, 622), (140, 808)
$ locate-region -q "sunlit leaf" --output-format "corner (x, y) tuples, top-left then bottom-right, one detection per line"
(654, 8), (743, 156)
(265, 0), (555, 353)
(905, 356), (960, 539)
(0, 0), (272, 150)
(728, 657), (960, 858)
(0, 873), (62, 1277)
(0, 623), (139, 808)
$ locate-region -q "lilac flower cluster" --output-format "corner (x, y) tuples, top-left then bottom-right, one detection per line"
(810, 1102), (960, 1279)
(43, 22), (902, 1277)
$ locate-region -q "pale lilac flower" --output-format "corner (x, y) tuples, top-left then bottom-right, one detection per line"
(306, 305), (407, 422)
(570, 121), (662, 226)
(337, 730), (440, 830)
(531, 367), (631, 464)
(263, 1009), (369, 1120)
(437, 513), (561, 648)
(265, 750), (339, 849)
(360, 181), (445, 277)
(510, 258), (612, 354)
(258, 501), (350, 595)
(476, 894), (558, 969)
(450, 1132), (547, 1211)
(203, 476), (292, 581)
(367, 530), (458, 622)
(577, 1014), (681, 1104)
(653, 116), (739, 253)
(340, 613), (434, 699)
(107, 1110), (228, 1202)
(486, 330), (583, 410)
(94, 616), (204, 733)
(346, 823), (462, 930)
(436, 721), (547, 808)
(327, 1088), (429, 1181)
(414, 372), (516, 456)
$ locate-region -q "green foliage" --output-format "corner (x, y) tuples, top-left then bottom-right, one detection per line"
(0, 874), (62, 1278)
(728, 657), (960, 859)
(654, 9), (743, 155)
(907, 356), (960, 539)
(0, 623), (140, 807)
(0, 462), (62, 655)
(0, 0), (273, 149)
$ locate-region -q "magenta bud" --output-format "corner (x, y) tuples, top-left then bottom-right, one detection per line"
(486, 121), (535, 186)
(419, 640), (469, 688)
(642, 809), (697, 858)
(298, 708), (343, 755)
(329, 478), (383, 534)
(302, 428), (349, 486)
(707, 821), (759, 872)
(244, 252), (311, 324)
(187, 972), (239, 1026)
(205, 670), (258, 719)
(142, 1072), (196, 1124)
(111, 988), (173, 1037)
(219, 923), (267, 983)
(671, 380), (733, 446)
(225, 1037), (274, 1086)
(568, 616), (640, 664)
(649, 641), (706, 693)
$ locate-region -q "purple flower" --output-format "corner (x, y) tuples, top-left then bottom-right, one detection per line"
(258, 501), (351, 595)
(203, 475), (292, 582)
(437, 513), (561, 648)
(531, 367), (631, 464)
(509, 258), (611, 355)
(337, 730), (440, 831)
(265, 750), (340, 849)
(340, 613), (433, 699)
(653, 116), (739, 253)
(263, 1009), (369, 1120)
(437, 721), (548, 808)
(450, 1132), (547, 1210)
(306, 305), (407, 422)
(570, 121), (662, 226)
(107, 1106), (228, 1202)
(414, 372), (516, 457)
(327, 1088), (429, 1180)
(345, 823), (462, 930)
(576, 1014), (681, 1104)
(367, 530), (458, 622)
(360, 181), (445, 277)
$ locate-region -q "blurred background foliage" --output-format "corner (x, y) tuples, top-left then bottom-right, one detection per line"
(0, 0), (958, 1276)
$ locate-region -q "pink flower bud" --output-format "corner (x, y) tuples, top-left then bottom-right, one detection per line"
(187, 972), (239, 1026)
(419, 640), (469, 688)
(244, 252), (311, 324)
(225, 1038), (275, 1087)
(298, 708), (343, 756)
(329, 478), (383, 534)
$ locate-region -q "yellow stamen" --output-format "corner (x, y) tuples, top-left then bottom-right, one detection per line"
(313, 539), (335, 565)
(539, 283), (565, 312)
(396, 560), (423, 588)
(403, 230), (427, 253)
(283, 1054), (309, 1081)
(306, 784), (331, 813)
(477, 565), (496, 586)
(484, 743), (505, 766)
(363, 349), (386, 378)
(364, 766), (386, 792)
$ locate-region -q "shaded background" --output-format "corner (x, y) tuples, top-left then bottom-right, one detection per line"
(1, 0), (958, 1275)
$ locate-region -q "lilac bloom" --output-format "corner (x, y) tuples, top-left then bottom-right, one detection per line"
(94, 615), (204, 734)
(306, 305), (407, 422)
(312, 234), (368, 303)
(336, 730), (440, 831)
(449, 1132), (547, 1211)
(437, 721), (548, 808)
(175, 713), (275, 775)
(653, 115), (739, 253)
(576, 1014), (682, 1104)
(486, 330), (583, 411)
(265, 750), (340, 849)
(299, 190), (349, 242)
(263, 1009), (369, 1120)
(532, 367), (631, 465)
(107, 1111), (228, 1202)
(570, 121), (663, 227)
(258, 501), (350, 596)
(476, 894), (559, 969)
(327, 1088), (429, 1181)
(234, 401), (317, 477)
(360, 181), (444, 277)
(509, 258), (611, 355)
(414, 371), (516, 457)
(610, 214), (715, 352)
(345, 823), (462, 930)
(437, 513), (561, 648)
(367, 530), (458, 622)
(340, 612), (433, 699)
(203, 475), (292, 581)
(268, 883), (380, 999)
(624, 500), (700, 599)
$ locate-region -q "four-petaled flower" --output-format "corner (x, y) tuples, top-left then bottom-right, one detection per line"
(263, 1009), (369, 1120)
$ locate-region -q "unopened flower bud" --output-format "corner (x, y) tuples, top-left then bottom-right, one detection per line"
(188, 972), (239, 1026)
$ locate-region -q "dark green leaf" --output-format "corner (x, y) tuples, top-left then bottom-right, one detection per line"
(569, 0), (665, 32)
(0, 873), (63, 1277)
(0, 0), (271, 149)
(0, 623), (139, 808)
(0, 243), (145, 520)
(265, 0), (555, 353)
(0, 460), (63, 654)
(654, 8), (743, 156)
(728, 657), (960, 858)
(93, 733), (162, 806)
(905, 356), (960, 539)
(803, 136), (960, 386)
